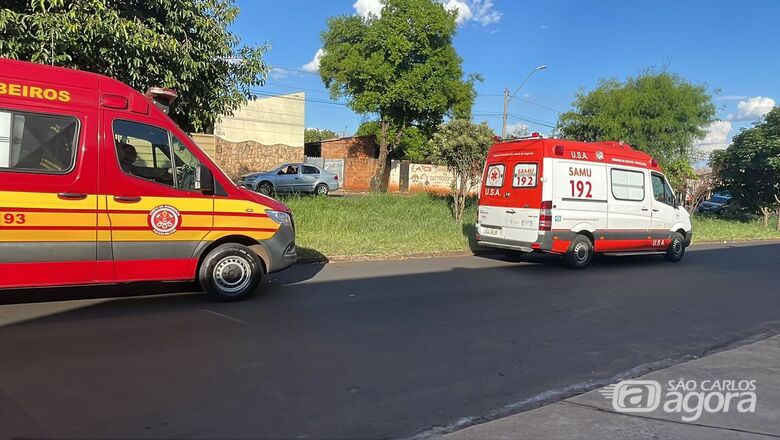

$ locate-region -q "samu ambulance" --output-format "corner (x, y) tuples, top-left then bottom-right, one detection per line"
(476, 135), (693, 268)
(0, 58), (296, 300)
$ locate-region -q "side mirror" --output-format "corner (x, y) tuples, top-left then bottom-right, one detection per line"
(195, 164), (215, 193)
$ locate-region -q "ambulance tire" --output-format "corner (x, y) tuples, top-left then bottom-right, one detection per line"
(563, 235), (593, 269)
(199, 243), (264, 302)
(664, 232), (686, 262)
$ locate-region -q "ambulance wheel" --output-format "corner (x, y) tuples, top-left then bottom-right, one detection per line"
(315, 183), (329, 196)
(664, 232), (686, 262)
(564, 235), (593, 269)
(199, 243), (264, 301)
(257, 181), (273, 195)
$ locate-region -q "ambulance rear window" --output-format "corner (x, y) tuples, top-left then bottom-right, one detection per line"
(0, 109), (78, 174)
(485, 164), (505, 187)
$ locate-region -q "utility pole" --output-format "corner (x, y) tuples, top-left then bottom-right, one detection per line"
(502, 88), (510, 140)
(501, 65), (548, 140)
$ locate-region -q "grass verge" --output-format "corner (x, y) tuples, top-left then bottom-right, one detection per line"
(282, 193), (780, 261)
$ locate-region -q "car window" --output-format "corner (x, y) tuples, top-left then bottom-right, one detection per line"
(652, 173), (675, 206)
(278, 164), (299, 175)
(171, 136), (204, 191)
(710, 196), (728, 204)
(611, 168), (645, 201)
(0, 109), (78, 173)
(303, 165), (319, 175)
(113, 120), (174, 188)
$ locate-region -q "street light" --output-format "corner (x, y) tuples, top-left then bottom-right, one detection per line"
(502, 65), (547, 139)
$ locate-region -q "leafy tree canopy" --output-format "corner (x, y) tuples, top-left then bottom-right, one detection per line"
(318, 0), (476, 190)
(0, 0), (268, 132)
(712, 107), (780, 226)
(556, 71), (716, 188)
(429, 119), (494, 221)
(356, 121), (431, 162)
(304, 128), (339, 144)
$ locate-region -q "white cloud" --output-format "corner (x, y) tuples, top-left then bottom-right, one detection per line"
(469, 0), (502, 25)
(695, 120), (732, 152)
(301, 48), (325, 73)
(443, 0), (473, 24)
(353, 0), (383, 18)
(506, 123), (529, 137)
(354, 0), (500, 26)
(727, 96), (775, 122)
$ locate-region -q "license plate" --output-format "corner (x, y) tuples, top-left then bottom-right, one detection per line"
(481, 226), (501, 236)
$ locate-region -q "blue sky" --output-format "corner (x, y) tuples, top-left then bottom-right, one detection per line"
(231, 0), (779, 152)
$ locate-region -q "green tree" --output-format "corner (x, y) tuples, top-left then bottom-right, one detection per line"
(712, 107), (780, 228)
(304, 128), (339, 143)
(319, 0), (476, 191)
(556, 71), (716, 188)
(429, 119), (494, 221)
(0, 0), (268, 133)
(356, 121), (432, 162)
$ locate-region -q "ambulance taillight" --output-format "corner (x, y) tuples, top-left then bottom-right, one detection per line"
(539, 200), (553, 231)
(145, 87), (178, 114)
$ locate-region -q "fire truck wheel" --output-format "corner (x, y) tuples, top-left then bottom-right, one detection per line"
(664, 232), (686, 262)
(564, 235), (593, 269)
(199, 243), (264, 301)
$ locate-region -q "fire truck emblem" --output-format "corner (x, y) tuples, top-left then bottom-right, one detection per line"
(148, 205), (181, 236)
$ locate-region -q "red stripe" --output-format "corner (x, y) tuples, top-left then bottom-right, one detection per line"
(1, 207), (268, 218)
(1, 226), (277, 232)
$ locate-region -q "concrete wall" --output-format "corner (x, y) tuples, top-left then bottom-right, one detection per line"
(214, 93), (305, 147)
(190, 133), (216, 159)
(389, 161), (481, 194)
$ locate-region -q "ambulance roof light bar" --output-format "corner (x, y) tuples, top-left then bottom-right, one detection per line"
(144, 87), (178, 114)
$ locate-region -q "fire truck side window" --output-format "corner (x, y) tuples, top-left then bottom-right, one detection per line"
(0, 109), (78, 173)
(171, 136), (203, 191)
(113, 120), (174, 187)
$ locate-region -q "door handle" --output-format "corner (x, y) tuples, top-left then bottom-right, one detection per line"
(114, 195), (142, 203)
(641, 208), (649, 211)
(57, 192), (88, 201)
(652, 209), (660, 212)
(506, 209), (516, 214)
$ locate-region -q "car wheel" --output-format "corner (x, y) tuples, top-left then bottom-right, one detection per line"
(664, 232), (686, 262)
(257, 181), (273, 195)
(315, 183), (329, 196)
(199, 243), (264, 301)
(563, 235), (593, 269)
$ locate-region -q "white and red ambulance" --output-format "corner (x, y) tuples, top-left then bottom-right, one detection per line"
(476, 136), (692, 268)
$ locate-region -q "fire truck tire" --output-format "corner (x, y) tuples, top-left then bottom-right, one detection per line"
(564, 235), (593, 269)
(664, 232), (686, 262)
(199, 243), (264, 301)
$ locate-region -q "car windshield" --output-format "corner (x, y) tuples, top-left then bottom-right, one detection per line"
(710, 196), (728, 204)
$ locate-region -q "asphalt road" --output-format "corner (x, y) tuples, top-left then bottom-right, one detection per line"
(1, 243), (779, 439)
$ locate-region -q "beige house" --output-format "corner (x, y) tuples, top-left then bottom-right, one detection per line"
(214, 92), (305, 147)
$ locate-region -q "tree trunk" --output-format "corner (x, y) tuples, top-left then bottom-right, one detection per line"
(776, 208), (780, 231)
(371, 119), (391, 192)
(761, 208), (770, 228)
(458, 174), (468, 222)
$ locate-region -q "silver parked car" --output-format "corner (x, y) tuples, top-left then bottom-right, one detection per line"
(237, 163), (341, 196)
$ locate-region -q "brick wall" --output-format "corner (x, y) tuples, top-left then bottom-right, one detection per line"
(214, 137), (303, 180)
(320, 136), (377, 159)
(344, 157), (379, 191)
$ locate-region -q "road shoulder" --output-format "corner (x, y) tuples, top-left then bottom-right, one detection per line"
(440, 335), (780, 440)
